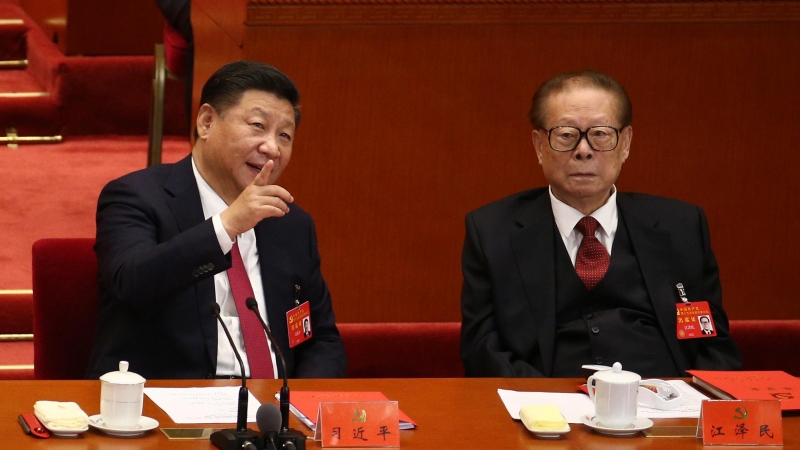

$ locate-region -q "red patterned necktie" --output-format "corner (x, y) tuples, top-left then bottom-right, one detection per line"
(574, 216), (610, 290)
(226, 242), (275, 379)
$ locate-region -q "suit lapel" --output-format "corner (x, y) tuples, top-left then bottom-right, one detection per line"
(163, 155), (220, 369)
(618, 194), (688, 373)
(509, 193), (558, 376)
(164, 156), (205, 232)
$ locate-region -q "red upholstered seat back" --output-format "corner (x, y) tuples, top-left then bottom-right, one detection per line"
(0, 291), (33, 334)
(338, 322), (464, 378)
(163, 22), (188, 77)
(27, 238), (800, 380)
(730, 320), (800, 376)
(32, 238), (97, 380)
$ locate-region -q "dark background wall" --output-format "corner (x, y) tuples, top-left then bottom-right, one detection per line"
(196, 0), (800, 322)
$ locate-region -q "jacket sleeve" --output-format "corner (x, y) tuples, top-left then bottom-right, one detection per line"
(95, 177), (231, 312)
(290, 218), (347, 378)
(689, 206), (742, 371)
(460, 213), (544, 377)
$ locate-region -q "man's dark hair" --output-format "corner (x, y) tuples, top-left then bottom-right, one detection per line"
(527, 70), (632, 130)
(199, 60), (301, 126)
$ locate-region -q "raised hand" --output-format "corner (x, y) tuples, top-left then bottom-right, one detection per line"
(219, 160), (294, 240)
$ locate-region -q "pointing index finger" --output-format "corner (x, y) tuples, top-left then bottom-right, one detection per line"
(253, 160), (274, 187)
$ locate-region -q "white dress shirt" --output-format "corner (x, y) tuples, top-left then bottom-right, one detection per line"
(192, 157), (278, 378)
(549, 185), (619, 266)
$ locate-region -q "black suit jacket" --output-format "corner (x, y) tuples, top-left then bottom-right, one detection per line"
(87, 155), (346, 379)
(460, 188), (741, 377)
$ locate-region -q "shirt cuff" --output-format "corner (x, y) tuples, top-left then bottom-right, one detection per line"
(212, 214), (235, 254)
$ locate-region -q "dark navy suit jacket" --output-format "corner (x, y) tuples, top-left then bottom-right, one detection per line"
(460, 187), (741, 377)
(87, 155), (346, 379)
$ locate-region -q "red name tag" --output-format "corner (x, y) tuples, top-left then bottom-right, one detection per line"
(286, 301), (311, 348)
(315, 401), (400, 448)
(700, 399), (783, 445)
(676, 301), (717, 339)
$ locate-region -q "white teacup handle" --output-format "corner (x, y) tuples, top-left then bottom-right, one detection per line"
(587, 374), (597, 404)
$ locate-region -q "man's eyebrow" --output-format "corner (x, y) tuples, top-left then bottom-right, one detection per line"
(248, 106), (295, 127)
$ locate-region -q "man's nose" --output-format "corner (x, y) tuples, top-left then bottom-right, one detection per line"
(258, 136), (280, 157)
(573, 135), (593, 160)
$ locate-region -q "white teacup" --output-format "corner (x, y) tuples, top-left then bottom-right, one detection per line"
(99, 361), (146, 429)
(587, 362), (640, 429)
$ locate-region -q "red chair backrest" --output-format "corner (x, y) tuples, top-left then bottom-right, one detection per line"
(338, 322), (464, 378)
(32, 238), (97, 380)
(163, 22), (188, 77)
(729, 320), (800, 376)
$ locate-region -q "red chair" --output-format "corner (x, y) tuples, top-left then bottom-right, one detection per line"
(338, 322), (464, 378)
(32, 238), (97, 380)
(29, 238), (800, 379)
(729, 320), (800, 376)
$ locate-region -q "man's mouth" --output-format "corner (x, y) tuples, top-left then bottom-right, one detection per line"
(246, 163), (263, 173)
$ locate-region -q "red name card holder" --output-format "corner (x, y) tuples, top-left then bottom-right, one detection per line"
(314, 401), (400, 448)
(698, 399), (783, 446)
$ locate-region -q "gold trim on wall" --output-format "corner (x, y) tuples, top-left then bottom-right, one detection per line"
(248, 1), (800, 25)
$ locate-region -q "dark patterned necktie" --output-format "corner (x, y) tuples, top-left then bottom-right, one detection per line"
(227, 242), (274, 378)
(574, 216), (610, 290)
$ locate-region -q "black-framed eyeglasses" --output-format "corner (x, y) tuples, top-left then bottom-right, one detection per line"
(543, 126), (620, 152)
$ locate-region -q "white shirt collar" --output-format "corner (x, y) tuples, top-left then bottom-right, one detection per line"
(192, 156), (229, 220)
(549, 185), (619, 242)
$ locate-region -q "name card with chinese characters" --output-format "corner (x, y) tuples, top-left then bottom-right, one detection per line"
(699, 399), (783, 445)
(315, 401), (400, 448)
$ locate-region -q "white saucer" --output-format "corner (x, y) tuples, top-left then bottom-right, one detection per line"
(88, 415), (159, 437)
(580, 415), (653, 436)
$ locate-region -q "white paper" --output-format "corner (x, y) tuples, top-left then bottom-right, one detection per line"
(498, 389), (594, 423)
(498, 380), (710, 424)
(144, 387), (261, 424)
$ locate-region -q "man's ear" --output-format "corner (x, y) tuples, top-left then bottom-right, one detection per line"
(619, 125), (633, 163)
(195, 104), (216, 140)
(532, 129), (545, 164)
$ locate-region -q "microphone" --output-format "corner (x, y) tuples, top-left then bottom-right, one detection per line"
(245, 297), (306, 450)
(210, 303), (265, 450)
(256, 403), (282, 450)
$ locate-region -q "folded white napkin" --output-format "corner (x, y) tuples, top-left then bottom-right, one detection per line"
(33, 401), (89, 429)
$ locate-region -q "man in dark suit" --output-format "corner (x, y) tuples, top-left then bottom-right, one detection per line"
(87, 61), (346, 379)
(460, 70), (741, 378)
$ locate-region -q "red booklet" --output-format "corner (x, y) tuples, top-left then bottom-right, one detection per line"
(276, 391), (417, 430)
(688, 370), (800, 411)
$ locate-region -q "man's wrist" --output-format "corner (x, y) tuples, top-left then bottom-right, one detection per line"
(212, 214), (236, 253)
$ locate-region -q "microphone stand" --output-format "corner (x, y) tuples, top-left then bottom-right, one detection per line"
(211, 304), (264, 450)
(246, 298), (306, 450)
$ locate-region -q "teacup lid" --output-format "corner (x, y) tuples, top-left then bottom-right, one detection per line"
(591, 362), (641, 383)
(99, 361), (146, 385)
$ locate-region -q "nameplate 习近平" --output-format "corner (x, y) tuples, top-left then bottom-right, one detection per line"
(315, 401), (400, 448)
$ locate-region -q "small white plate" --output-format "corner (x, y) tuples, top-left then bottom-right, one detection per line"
(521, 413), (571, 438)
(580, 415), (653, 437)
(88, 415), (159, 437)
(33, 411), (88, 438)
(42, 424), (89, 438)
(529, 425), (571, 439)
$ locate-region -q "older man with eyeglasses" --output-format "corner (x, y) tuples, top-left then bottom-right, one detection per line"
(460, 70), (741, 378)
